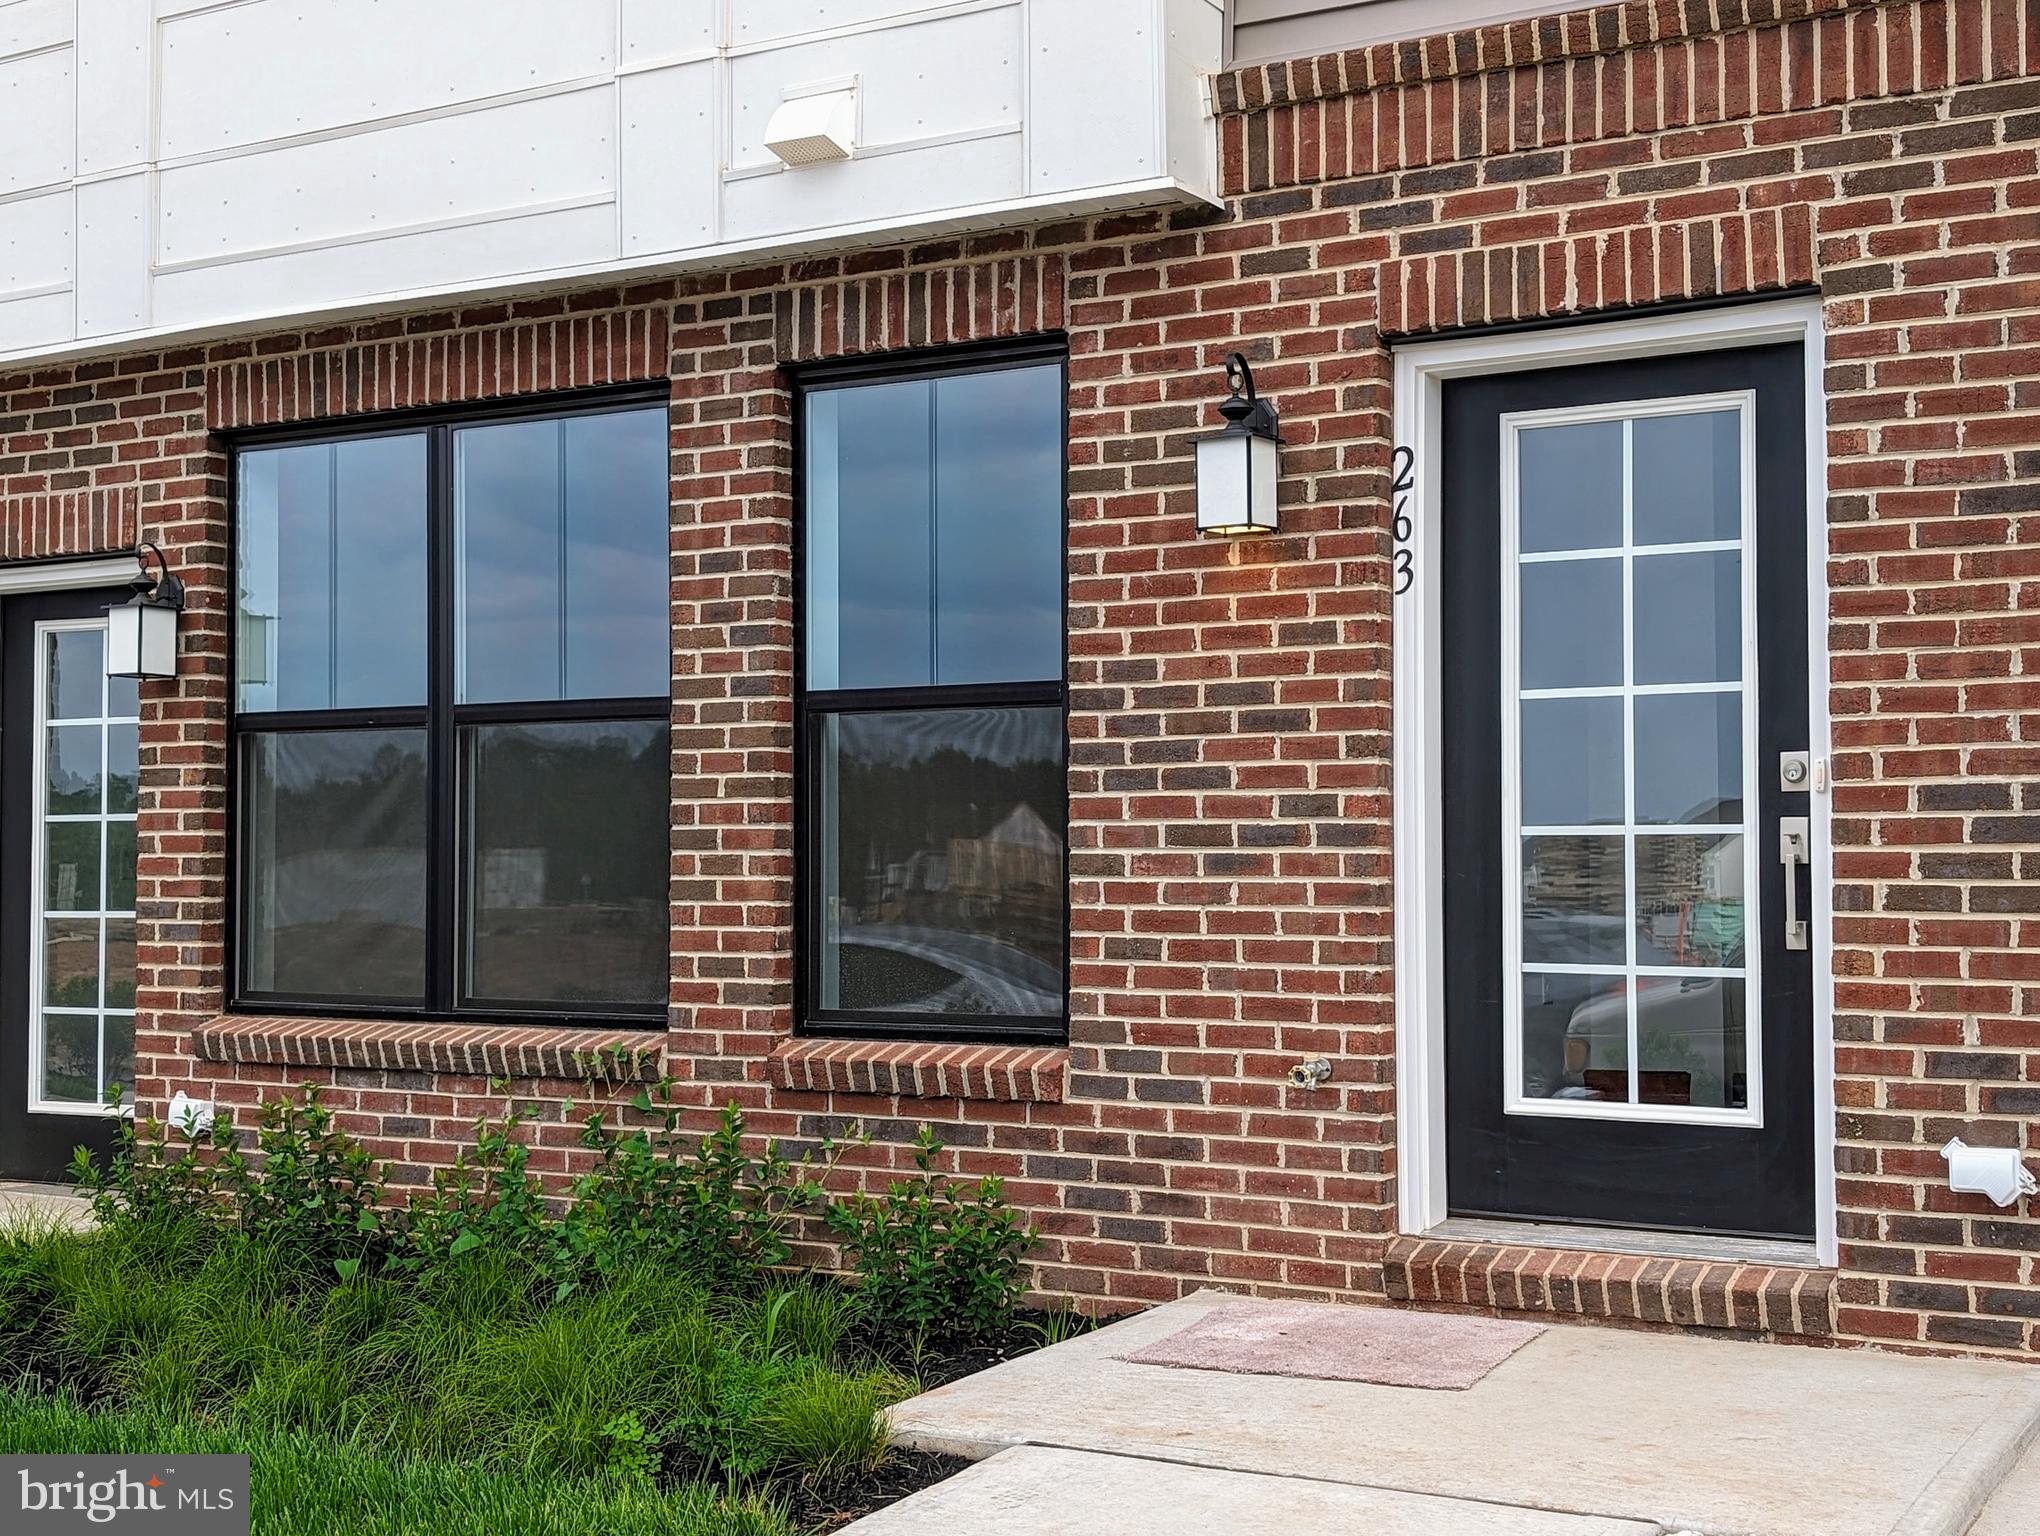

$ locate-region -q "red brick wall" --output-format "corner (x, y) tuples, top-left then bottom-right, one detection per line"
(1, 0), (2035, 1358)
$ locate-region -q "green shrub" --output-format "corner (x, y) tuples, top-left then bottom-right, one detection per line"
(74, 1084), (382, 1278)
(823, 1126), (1035, 1345)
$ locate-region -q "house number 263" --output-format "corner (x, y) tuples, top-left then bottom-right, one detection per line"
(1390, 445), (1415, 595)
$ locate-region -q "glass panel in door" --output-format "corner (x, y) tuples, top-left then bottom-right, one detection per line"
(1507, 401), (1755, 1119)
(34, 623), (138, 1108)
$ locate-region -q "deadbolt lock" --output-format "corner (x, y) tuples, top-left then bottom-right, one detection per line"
(1779, 751), (1810, 790)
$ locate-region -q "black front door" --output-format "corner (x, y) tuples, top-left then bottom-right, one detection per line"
(1441, 344), (1815, 1240)
(0, 587), (138, 1181)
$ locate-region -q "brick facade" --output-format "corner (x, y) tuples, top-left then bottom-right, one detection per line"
(1, 0), (2035, 1357)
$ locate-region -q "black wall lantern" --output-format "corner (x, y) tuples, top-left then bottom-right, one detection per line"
(106, 542), (184, 681)
(1194, 351), (1282, 537)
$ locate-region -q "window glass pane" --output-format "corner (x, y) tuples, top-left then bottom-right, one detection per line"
(457, 407), (670, 704)
(1520, 971), (1629, 1104)
(236, 436), (428, 711)
(463, 719), (669, 1010)
(457, 420), (560, 703)
(805, 365), (1065, 693)
(242, 729), (428, 1001)
(1635, 833), (1745, 968)
(44, 918), (101, 1007)
(934, 365), (1063, 685)
(1520, 696), (1623, 827)
(1633, 410), (1740, 546)
(45, 822), (100, 913)
(47, 629), (102, 719)
(564, 410), (670, 699)
(1520, 834), (1625, 966)
(105, 821), (137, 913)
(46, 726), (102, 813)
(41, 1014), (97, 1104)
(815, 707), (1063, 1020)
(805, 381), (935, 691)
(1518, 421), (1622, 554)
(1519, 558), (1622, 690)
(104, 1015), (134, 1101)
(105, 919), (137, 1009)
(1634, 549), (1741, 685)
(1635, 692), (1743, 826)
(1638, 976), (1746, 1109)
(107, 723), (139, 815)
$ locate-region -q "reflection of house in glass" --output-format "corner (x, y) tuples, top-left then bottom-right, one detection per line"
(841, 799), (1063, 1016)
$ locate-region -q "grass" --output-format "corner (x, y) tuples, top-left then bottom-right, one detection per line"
(0, 1217), (918, 1532)
(0, 1391), (793, 1536)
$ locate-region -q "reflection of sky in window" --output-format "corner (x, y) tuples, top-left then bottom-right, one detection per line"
(456, 409), (668, 704)
(807, 364), (1062, 691)
(236, 435), (427, 711)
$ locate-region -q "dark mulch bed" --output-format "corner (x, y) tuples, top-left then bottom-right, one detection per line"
(851, 1305), (1122, 1391)
(780, 1450), (976, 1532)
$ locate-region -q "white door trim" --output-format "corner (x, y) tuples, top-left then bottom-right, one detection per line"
(1388, 297), (1836, 1266)
(0, 557), (136, 595)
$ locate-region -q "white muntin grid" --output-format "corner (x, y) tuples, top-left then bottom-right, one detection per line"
(1498, 389), (1763, 1129)
(27, 617), (139, 1116)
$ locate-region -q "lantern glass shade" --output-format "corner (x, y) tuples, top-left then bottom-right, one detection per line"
(1195, 428), (1280, 537)
(106, 596), (177, 680)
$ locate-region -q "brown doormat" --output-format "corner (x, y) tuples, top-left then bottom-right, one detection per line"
(1117, 1302), (1545, 1390)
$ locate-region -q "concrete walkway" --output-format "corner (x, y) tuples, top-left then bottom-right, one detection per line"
(859, 1290), (2040, 1536)
(0, 1180), (93, 1231)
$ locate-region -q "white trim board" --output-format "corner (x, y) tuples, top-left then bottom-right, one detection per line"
(1388, 297), (1836, 1267)
(0, 558), (137, 594)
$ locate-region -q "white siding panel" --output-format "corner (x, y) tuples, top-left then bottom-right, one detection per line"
(728, 6), (1021, 170)
(157, 88), (617, 267)
(0, 188), (71, 294)
(151, 203), (618, 328)
(620, 63), (718, 256)
(621, 0), (716, 63)
(722, 133), (1022, 243)
(157, 0), (617, 157)
(75, 0), (151, 173)
(0, 45), (75, 193)
(0, 289), (71, 352)
(75, 173), (151, 336)
(0, 0), (70, 57)
(731, 0), (970, 45)
(1028, 0), (1158, 192)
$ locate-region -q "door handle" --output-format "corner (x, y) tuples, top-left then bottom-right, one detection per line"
(1779, 816), (1810, 951)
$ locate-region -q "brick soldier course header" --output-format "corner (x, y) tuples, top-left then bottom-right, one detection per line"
(1, 0), (2035, 1356)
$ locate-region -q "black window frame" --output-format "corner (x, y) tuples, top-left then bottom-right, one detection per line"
(224, 384), (673, 1027)
(793, 337), (1071, 1046)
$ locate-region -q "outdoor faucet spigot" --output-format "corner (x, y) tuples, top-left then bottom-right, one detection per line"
(1288, 1058), (1333, 1089)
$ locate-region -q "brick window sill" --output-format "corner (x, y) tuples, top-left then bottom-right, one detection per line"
(191, 1015), (662, 1082)
(1384, 1234), (1836, 1340)
(767, 1037), (1066, 1103)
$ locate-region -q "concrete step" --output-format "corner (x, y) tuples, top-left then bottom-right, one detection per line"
(886, 1291), (2040, 1536)
(843, 1445), (1660, 1536)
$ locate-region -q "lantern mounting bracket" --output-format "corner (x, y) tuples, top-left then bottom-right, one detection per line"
(131, 540), (186, 610)
(1219, 352), (1281, 440)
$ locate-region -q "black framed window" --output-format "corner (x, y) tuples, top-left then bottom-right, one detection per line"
(798, 343), (1068, 1043)
(232, 393), (671, 1022)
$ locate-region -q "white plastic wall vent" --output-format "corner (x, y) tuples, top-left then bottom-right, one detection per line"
(763, 88), (857, 167)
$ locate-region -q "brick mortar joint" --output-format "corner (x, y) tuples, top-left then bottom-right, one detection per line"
(1212, 0), (1902, 115)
